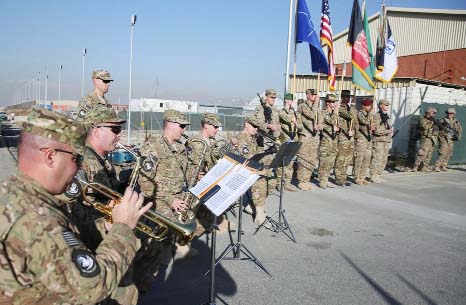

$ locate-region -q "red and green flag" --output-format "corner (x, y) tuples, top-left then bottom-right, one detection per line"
(347, 0), (375, 93)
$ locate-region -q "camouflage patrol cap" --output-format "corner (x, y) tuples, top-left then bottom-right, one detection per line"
(83, 105), (126, 125)
(306, 89), (317, 95)
(425, 107), (437, 113)
(164, 109), (190, 125)
(201, 112), (222, 127)
(325, 93), (337, 102)
(92, 70), (113, 81)
(378, 99), (390, 105)
(265, 89), (277, 97)
(22, 107), (87, 154)
(245, 115), (261, 127)
(446, 108), (456, 114)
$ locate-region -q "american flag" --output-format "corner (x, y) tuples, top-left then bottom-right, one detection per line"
(320, 0), (336, 90)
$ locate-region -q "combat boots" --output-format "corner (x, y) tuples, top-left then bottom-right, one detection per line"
(370, 175), (381, 183)
(440, 166), (448, 171)
(298, 181), (313, 191)
(254, 205), (269, 228)
(284, 182), (298, 192)
(434, 166), (441, 172)
(420, 166), (432, 172)
(354, 178), (365, 185)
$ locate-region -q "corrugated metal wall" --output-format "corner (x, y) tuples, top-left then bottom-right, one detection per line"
(332, 8), (466, 64)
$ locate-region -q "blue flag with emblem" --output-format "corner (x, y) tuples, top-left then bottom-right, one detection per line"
(296, 0), (329, 74)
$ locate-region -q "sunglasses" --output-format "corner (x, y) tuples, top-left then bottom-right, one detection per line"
(101, 79), (112, 84)
(40, 147), (84, 166)
(96, 125), (122, 135)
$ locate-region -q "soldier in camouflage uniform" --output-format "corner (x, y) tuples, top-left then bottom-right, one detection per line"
(77, 70), (113, 119)
(254, 89), (281, 192)
(138, 109), (196, 266)
(277, 93), (299, 192)
(353, 99), (374, 185)
(434, 108), (462, 171)
(413, 107), (439, 172)
(318, 94), (339, 188)
(296, 89), (321, 191)
(370, 99), (392, 183)
(334, 90), (358, 186)
(0, 107), (151, 305)
(186, 113), (234, 234)
(234, 115), (271, 227)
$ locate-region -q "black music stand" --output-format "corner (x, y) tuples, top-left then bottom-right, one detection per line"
(205, 195), (270, 276)
(254, 141), (301, 243)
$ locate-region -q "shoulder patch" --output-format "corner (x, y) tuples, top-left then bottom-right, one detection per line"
(242, 146), (250, 155)
(78, 109), (87, 118)
(64, 181), (81, 198)
(72, 249), (100, 277)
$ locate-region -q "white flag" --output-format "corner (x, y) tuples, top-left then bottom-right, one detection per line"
(375, 20), (398, 83)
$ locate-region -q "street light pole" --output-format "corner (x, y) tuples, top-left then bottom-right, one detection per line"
(81, 48), (87, 98)
(58, 65), (62, 101)
(127, 14), (137, 145)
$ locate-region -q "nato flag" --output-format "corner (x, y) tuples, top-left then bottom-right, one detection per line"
(296, 0), (329, 74)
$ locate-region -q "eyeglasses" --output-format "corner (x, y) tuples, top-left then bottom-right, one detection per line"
(96, 125), (122, 135)
(40, 148), (84, 166)
(447, 112), (455, 114)
(270, 97), (277, 99)
(178, 124), (187, 129)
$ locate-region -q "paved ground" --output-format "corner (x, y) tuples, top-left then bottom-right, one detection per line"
(1, 144), (465, 305)
(138, 169), (466, 305)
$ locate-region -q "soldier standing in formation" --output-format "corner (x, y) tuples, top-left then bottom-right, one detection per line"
(434, 108), (462, 171)
(334, 90), (358, 186)
(277, 93), (299, 192)
(413, 107), (439, 172)
(370, 99), (392, 183)
(254, 89), (281, 192)
(353, 99), (374, 185)
(77, 70), (113, 118)
(0, 107), (151, 305)
(296, 89), (321, 191)
(318, 94), (339, 188)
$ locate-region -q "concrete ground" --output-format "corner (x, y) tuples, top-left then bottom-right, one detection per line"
(1, 143), (464, 305)
(139, 169), (466, 305)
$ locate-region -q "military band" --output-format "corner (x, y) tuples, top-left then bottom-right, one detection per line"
(1, 76), (463, 305)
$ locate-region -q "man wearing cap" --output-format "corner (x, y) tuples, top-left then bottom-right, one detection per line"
(413, 107), (439, 172)
(318, 94), (340, 188)
(296, 88), (321, 191)
(334, 90), (358, 186)
(233, 115), (271, 227)
(186, 112), (232, 233)
(277, 93), (299, 191)
(434, 108), (462, 171)
(138, 109), (195, 268)
(353, 99), (374, 185)
(369, 99), (392, 183)
(254, 88), (281, 192)
(77, 70), (113, 119)
(0, 107), (151, 305)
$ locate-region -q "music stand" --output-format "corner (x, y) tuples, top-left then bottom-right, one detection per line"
(254, 141), (301, 243)
(205, 195), (270, 276)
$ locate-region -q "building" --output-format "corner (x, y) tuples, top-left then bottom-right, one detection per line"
(331, 7), (466, 86)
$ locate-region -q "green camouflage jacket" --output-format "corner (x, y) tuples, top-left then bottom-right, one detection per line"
(0, 172), (138, 305)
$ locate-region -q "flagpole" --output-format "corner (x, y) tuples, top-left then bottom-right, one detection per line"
(317, 72), (322, 98)
(285, 0), (294, 94)
(292, 0), (299, 95)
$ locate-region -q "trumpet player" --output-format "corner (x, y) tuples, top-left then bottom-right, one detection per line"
(318, 94), (340, 189)
(0, 107), (152, 305)
(138, 109), (197, 265)
(277, 93), (299, 192)
(296, 88), (321, 191)
(334, 90), (358, 186)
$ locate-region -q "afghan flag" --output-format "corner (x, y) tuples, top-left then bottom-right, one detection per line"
(347, 0), (375, 93)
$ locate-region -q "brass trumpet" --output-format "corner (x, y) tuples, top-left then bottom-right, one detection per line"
(75, 176), (196, 245)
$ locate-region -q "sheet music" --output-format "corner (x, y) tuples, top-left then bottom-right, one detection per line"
(190, 156), (260, 216)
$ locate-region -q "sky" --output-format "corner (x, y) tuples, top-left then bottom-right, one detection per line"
(1, 0), (465, 107)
